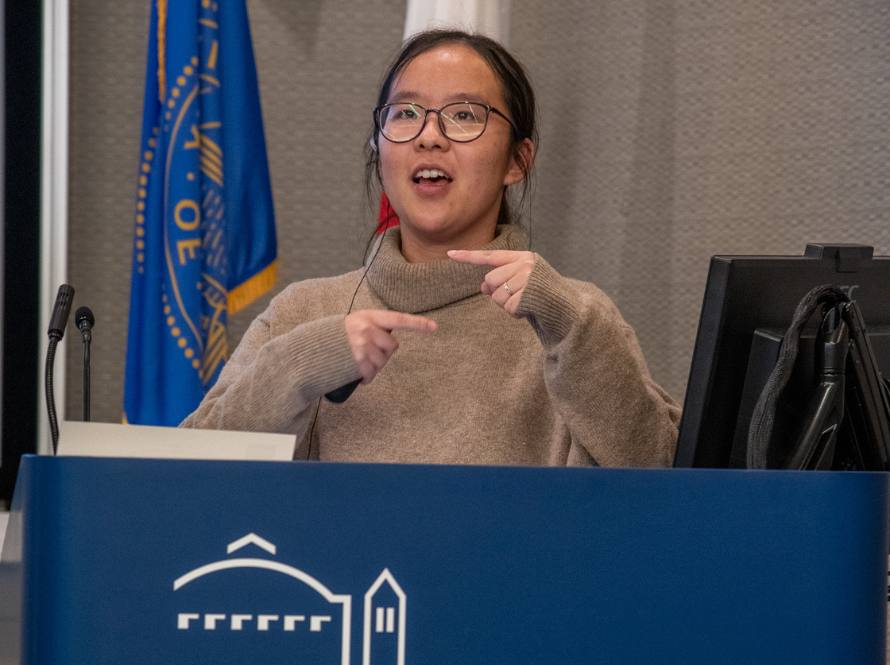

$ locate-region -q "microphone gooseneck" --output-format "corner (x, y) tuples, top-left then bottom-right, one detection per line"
(45, 284), (75, 453)
(75, 306), (95, 422)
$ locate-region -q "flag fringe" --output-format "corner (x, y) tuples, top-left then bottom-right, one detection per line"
(157, 0), (167, 101)
(228, 260), (277, 314)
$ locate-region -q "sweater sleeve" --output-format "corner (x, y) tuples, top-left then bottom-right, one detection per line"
(180, 285), (361, 439)
(514, 257), (681, 467)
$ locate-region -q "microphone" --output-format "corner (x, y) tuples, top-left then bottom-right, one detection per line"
(45, 284), (75, 453)
(325, 379), (361, 403)
(75, 306), (95, 421)
(47, 284), (75, 340)
(75, 306), (95, 341)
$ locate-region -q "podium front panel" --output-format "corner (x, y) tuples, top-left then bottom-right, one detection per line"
(5, 456), (888, 664)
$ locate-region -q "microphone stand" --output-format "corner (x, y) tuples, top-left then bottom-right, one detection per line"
(75, 307), (95, 422)
(83, 342), (91, 422)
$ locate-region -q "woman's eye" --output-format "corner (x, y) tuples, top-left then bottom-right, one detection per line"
(394, 107), (420, 121)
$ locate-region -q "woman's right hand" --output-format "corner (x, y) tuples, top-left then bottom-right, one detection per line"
(344, 310), (437, 383)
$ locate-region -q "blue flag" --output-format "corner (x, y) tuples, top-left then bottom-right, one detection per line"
(124, 0), (277, 425)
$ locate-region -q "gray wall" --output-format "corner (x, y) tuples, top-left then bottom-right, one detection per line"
(510, 0), (890, 400)
(67, 0), (890, 422)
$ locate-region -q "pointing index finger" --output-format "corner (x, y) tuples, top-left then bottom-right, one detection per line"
(368, 310), (438, 333)
(447, 249), (517, 267)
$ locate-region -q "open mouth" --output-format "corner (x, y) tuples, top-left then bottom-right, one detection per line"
(412, 168), (453, 184)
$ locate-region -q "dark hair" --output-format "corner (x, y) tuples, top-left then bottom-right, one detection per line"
(365, 29), (538, 226)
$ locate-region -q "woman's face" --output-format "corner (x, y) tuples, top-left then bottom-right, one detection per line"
(378, 44), (529, 260)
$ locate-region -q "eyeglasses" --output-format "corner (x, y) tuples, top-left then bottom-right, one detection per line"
(374, 101), (518, 143)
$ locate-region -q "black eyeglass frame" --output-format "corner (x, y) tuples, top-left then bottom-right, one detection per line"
(373, 101), (519, 144)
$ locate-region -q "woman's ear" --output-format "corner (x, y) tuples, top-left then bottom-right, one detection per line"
(503, 138), (535, 186)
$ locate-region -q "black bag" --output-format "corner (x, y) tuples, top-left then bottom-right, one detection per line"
(747, 284), (890, 470)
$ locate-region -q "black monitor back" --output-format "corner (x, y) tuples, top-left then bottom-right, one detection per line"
(675, 244), (890, 468)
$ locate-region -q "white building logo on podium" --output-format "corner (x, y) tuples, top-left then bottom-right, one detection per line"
(363, 569), (407, 665)
(171, 532), (409, 664)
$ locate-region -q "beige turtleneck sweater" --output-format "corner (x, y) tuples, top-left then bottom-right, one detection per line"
(182, 226), (680, 466)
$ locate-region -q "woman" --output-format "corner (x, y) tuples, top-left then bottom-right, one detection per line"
(182, 30), (681, 466)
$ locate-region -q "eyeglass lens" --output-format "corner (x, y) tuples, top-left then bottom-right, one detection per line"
(378, 102), (488, 142)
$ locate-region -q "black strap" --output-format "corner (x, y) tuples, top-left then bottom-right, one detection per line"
(746, 285), (849, 469)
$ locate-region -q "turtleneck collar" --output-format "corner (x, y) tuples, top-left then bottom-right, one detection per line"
(365, 224), (528, 313)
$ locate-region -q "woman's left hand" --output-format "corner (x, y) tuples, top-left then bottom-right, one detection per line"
(447, 249), (536, 317)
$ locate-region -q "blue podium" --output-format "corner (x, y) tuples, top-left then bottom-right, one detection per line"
(2, 454), (888, 664)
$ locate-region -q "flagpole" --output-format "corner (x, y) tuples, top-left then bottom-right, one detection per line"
(39, 0), (69, 454)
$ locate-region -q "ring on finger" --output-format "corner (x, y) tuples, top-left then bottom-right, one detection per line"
(502, 281), (513, 296)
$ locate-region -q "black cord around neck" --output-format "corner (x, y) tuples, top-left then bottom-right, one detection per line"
(304, 230), (386, 460)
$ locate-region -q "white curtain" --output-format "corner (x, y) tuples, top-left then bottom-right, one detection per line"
(403, 0), (511, 44)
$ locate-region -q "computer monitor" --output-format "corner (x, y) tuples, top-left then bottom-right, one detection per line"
(674, 243), (890, 468)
